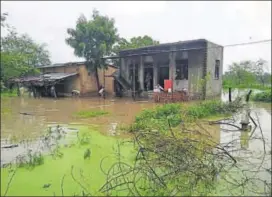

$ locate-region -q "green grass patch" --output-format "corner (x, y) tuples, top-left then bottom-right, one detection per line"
(223, 83), (271, 91)
(74, 110), (109, 118)
(1, 89), (17, 98)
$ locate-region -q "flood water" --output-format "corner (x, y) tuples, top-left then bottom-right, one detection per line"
(1, 97), (157, 140)
(1, 90), (271, 195)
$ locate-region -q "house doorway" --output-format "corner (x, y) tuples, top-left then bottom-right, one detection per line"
(158, 66), (169, 88)
(144, 66), (153, 91)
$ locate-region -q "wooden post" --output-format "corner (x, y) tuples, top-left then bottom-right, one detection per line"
(17, 83), (20, 97)
(246, 90), (252, 102)
(240, 89), (252, 130)
(228, 87), (232, 102)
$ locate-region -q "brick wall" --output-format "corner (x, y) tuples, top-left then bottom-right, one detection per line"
(40, 64), (116, 95)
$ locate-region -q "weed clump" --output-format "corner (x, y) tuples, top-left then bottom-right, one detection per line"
(74, 110), (109, 118)
(131, 99), (243, 132)
(16, 150), (44, 169)
(252, 90), (271, 102)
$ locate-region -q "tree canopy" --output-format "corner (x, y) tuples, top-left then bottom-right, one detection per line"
(113, 35), (160, 54)
(66, 9), (118, 90)
(0, 13), (51, 85)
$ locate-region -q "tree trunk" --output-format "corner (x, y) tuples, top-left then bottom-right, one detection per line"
(94, 67), (100, 92)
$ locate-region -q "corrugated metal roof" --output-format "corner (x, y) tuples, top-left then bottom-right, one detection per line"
(38, 61), (117, 69)
(42, 72), (78, 80)
(10, 72), (78, 83)
(38, 62), (85, 68)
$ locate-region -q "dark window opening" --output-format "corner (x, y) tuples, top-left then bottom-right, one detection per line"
(144, 67), (153, 91)
(175, 59), (188, 80)
(215, 60), (220, 80)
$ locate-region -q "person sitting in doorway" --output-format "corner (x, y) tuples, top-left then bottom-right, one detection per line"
(145, 72), (152, 91)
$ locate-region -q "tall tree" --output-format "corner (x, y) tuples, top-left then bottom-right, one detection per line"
(66, 10), (118, 91)
(254, 59), (269, 86)
(1, 30), (51, 67)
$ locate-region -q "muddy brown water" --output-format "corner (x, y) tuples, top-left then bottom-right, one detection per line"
(1, 97), (158, 140)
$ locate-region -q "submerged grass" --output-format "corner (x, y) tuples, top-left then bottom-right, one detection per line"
(1, 89), (17, 98)
(74, 110), (109, 118)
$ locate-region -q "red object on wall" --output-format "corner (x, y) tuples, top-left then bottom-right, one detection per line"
(164, 80), (172, 91)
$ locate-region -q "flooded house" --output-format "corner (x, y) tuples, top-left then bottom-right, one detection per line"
(11, 61), (117, 97)
(114, 39), (223, 100)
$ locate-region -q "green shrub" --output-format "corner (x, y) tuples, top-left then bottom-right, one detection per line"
(252, 90), (271, 102)
(1, 88), (17, 98)
(74, 110), (109, 118)
(132, 99), (243, 132)
(133, 103), (182, 132)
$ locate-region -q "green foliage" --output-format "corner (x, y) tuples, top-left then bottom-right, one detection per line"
(66, 9), (118, 90)
(252, 90), (271, 102)
(1, 88), (17, 98)
(185, 100), (241, 121)
(1, 14), (50, 83)
(113, 35), (159, 53)
(223, 83), (271, 90)
(74, 110), (109, 118)
(84, 148), (91, 160)
(77, 131), (92, 145)
(132, 100), (243, 132)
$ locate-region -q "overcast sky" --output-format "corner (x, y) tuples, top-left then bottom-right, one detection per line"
(1, 1), (271, 72)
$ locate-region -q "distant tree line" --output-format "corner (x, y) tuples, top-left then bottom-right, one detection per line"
(223, 59), (271, 89)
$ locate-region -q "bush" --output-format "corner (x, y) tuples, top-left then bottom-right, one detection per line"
(252, 90), (271, 102)
(132, 99), (243, 132)
(1, 88), (17, 98)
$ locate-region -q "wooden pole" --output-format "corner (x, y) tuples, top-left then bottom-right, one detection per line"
(246, 90), (252, 102)
(228, 87), (232, 102)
